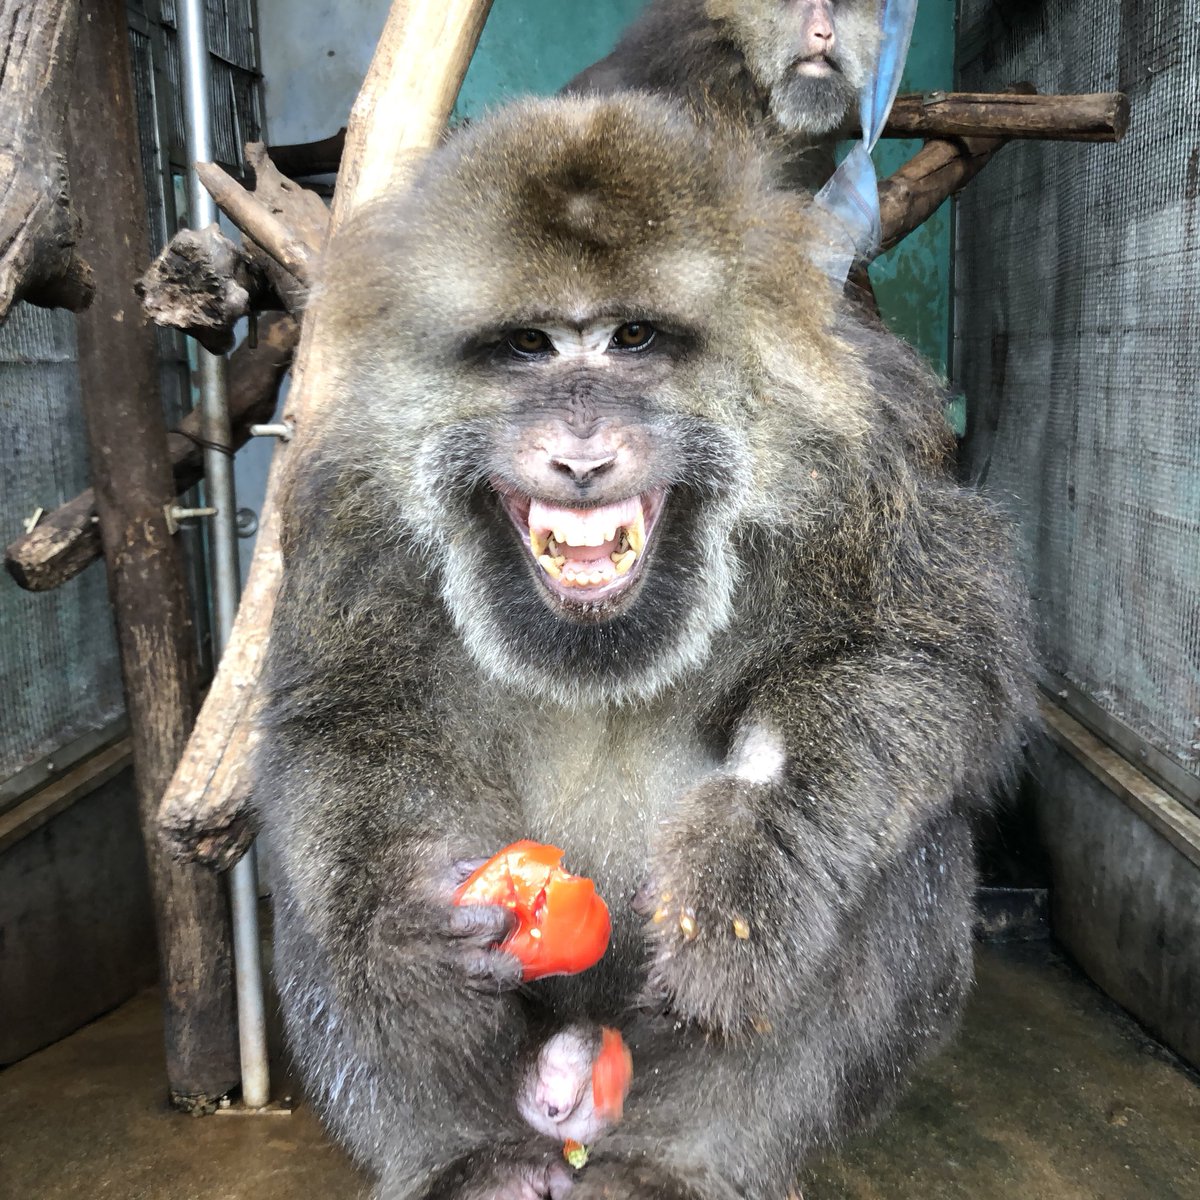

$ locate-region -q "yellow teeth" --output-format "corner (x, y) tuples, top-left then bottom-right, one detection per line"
(611, 549), (637, 575)
(530, 528), (548, 556)
(538, 554), (564, 580)
(626, 509), (646, 555)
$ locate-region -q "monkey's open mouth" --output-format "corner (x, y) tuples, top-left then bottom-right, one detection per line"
(493, 484), (666, 608)
(796, 55), (838, 77)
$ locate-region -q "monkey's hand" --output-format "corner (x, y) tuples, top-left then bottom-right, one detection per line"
(639, 771), (827, 1036)
(371, 857), (526, 994)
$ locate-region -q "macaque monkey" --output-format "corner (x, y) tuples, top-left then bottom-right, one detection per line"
(566, 0), (883, 190)
(254, 93), (1033, 1200)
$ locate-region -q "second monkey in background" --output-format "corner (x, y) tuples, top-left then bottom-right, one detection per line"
(566, 0), (882, 191)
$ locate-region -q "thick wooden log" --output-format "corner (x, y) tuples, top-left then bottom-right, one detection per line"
(884, 90), (1129, 143)
(68, 0), (239, 1108)
(137, 224), (274, 354)
(0, 0), (94, 320)
(159, 0), (495, 868)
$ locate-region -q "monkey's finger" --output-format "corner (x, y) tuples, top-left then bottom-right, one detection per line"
(448, 902), (517, 944)
(451, 856), (491, 884)
(630, 877), (666, 918)
(460, 946), (525, 992)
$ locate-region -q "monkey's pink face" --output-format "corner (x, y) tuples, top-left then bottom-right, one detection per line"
(451, 314), (727, 629)
(417, 310), (744, 700)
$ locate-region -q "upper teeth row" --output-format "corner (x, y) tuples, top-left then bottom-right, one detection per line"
(529, 512), (645, 557)
(550, 527), (616, 548)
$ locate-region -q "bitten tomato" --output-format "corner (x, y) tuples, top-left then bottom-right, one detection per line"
(454, 841), (611, 980)
(591, 1027), (633, 1122)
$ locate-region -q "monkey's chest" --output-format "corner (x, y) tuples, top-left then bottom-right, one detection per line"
(504, 706), (717, 1007)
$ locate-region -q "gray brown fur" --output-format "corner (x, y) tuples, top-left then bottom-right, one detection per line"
(254, 95), (1035, 1200)
(565, 0), (881, 191)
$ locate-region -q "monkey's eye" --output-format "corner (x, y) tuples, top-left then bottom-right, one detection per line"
(506, 329), (553, 357)
(610, 322), (656, 352)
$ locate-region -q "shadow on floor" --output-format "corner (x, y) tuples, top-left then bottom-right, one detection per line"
(1, 942), (1196, 1199)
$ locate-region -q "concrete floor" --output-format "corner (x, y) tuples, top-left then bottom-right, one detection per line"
(1, 943), (1196, 1200)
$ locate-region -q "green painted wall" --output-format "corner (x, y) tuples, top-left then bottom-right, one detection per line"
(869, 0), (956, 377)
(454, 2), (648, 119)
(455, 0), (955, 375)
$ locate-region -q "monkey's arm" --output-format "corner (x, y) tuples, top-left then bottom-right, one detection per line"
(643, 498), (1034, 1035)
(254, 493), (539, 1174)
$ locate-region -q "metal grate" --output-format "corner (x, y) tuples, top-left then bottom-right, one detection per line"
(0, 308), (126, 784)
(157, 0), (262, 174)
(955, 0), (1200, 794)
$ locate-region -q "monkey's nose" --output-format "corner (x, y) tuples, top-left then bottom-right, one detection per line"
(550, 453), (617, 485)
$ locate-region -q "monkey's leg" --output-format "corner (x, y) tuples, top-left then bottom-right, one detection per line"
(570, 813), (976, 1200)
(641, 579), (1027, 1036)
(258, 719), (542, 1188)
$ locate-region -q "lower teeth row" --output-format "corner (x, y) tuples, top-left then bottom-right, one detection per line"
(537, 548), (637, 584)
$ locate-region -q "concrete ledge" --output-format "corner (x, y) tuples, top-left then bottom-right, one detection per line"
(1034, 705), (1200, 1069)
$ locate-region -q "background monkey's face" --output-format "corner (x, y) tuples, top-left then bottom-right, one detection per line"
(320, 99), (861, 704)
(709, 0), (882, 135)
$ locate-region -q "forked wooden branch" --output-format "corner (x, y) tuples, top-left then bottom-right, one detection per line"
(0, 0), (94, 321)
(5, 313), (299, 591)
(138, 143), (330, 345)
(876, 85), (1043, 256)
(158, 0), (496, 866)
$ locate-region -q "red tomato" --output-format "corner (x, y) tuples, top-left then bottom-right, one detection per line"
(454, 841), (611, 980)
(591, 1027), (633, 1122)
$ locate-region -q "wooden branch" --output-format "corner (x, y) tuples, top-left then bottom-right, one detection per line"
(68, 0), (237, 1108)
(874, 84), (1042, 258)
(158, 0), (496, 868)
(137, 224), (274, 354)
(5, 313), (298, 591)
(884, 91), (1129, 144)
(876, 135), (1006, 256)
(195, 160), (317, 285)
(263, 89), (1130, 188)
(0, 0), (94, 321)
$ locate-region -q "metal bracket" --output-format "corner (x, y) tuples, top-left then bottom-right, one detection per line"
(249, 422), (294, 441)
(165, 504), (218, 536)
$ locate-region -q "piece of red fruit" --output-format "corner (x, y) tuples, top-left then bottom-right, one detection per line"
(591, 1027), (633, 1122)
(454, 840), (611, 981)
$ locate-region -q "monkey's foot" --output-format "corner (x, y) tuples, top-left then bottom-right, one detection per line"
(517, 1026), (610, 1144)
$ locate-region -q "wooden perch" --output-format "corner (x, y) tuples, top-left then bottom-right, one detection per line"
(875, 84), (1041, 257)
(0, 0), (95, 321)
(884, 90), (1129, 143)
(5, 313), (298, 591)
(264, 89), (1130, 184)
(158, 0), (496, 868)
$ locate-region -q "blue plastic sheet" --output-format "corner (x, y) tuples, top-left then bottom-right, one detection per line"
(813, 0), (918, 281)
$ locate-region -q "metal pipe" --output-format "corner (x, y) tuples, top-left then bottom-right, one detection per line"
(178, 0), (271, 1112)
